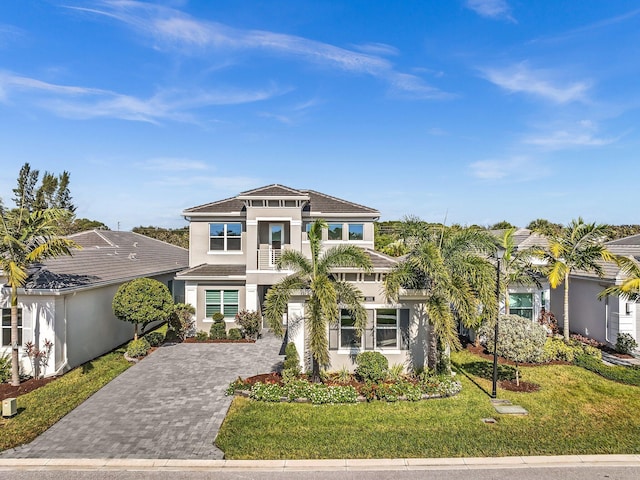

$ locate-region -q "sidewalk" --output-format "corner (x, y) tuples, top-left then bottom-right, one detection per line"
(1, 455), (640, 472)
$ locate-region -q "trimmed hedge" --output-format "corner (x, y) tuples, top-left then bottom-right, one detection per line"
(574, 353), (640, 386)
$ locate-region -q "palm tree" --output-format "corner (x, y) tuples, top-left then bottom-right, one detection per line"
(536, 218), (613, 342)
(263, 219), (372, 382)
(599, 255), (640, 301)
(384, 223), (496, 369)
(0, 206), (78, 385)
(497, 228), (541, 314)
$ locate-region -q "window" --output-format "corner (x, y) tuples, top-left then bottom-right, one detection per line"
(339, 310), (361, 349)
(2, 308), (22, 347)
(328, 223), (343, 240)
(209, 223), (242, 251)
(205, 290), (239, 320)
(376, 309), (398, 348)
(509, 293), (533, 320)
(348, 224), (364, 240)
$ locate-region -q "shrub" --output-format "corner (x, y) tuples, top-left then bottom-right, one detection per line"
(615, 333), (638, 355)
(167, 303), (195, 342)
(543, 337), (578, 362)
(355, 351), (389, 382)
(126, 338), (150, 358)
(575, 353), (640, 386)
(235, 310), (261, 339)
(209, 320), (227, 340)
(145, 331), (164, 347)
(195, 330), (209, 342)
(228, 328), (243, 340)
(0, 351), (11, 383)
(283, 342), (301, 374)
(478, 314), (546, 385)
(211, 312), (225, 322)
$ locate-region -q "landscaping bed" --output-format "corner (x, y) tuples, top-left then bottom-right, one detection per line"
(183, 338), (255, 344)
(0, 376), (58, 402)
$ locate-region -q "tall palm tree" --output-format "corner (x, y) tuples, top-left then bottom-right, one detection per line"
(0, 206), (78, 385)
(536, 218), (613, 342)
(385, 223), (496, 369)
(263, 219), (372, 382)
(598, 255), (640, 301)
(497, 228), (541, 314)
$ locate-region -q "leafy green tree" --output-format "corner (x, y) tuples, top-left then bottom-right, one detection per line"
(132, 226), (189, 249)
(112, 278), (174, 341)
(479, 314), (547, 386)
(496, 227), (541, 313)
(526, 218), (564, 237)
(0, 206), (78, 385)
(385, 223), (496, 369)
(68, 218), (110, 233)
(536, 218), (613, 342)
(489, 220), (516, 230)
(12, 163), (39, 212)
(264, 219), (372, 382)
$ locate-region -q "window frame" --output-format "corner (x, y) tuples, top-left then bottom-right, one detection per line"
(509, 292), (534, 320)
(208, 223), (242, 252)
(1, 307), (23, 347)
(204, 290), (239, 321)
(336, 308), (405, 352)
(339, 310), (362, 349)
(348, 223), (364, 241)
(327, 223), (343, 241)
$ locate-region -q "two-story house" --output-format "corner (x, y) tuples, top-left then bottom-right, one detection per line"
(178, 184), (430, 371)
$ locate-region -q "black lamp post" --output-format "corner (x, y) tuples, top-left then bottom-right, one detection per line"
(491, 247), (505, 399)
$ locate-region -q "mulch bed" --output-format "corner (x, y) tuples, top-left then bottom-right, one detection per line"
(183, 338), (256, 344)
(0, 376), (58, 402)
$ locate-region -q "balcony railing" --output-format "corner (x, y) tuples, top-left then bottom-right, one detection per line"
(258, 244), (288, 270)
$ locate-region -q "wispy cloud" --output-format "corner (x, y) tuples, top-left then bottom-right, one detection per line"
(0, 23), (25, 48)
(68, 1), (449, 100)
(351, 42), (400, 57)
(0, 71), (282, 123)
(469, 156), (548, 181)
(136, 158), (209, 171)
(524, 120), (620, 149)
(466, 0), (515, 22)
(481, 62), (591, 103)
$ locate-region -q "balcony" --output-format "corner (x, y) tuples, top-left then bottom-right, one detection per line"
(258, 244), (290, 270)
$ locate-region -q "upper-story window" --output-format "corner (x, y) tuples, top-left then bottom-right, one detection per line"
(328, 223), (343, 240)
(348, 224), (364, 240)
(209, 223), (242, 251)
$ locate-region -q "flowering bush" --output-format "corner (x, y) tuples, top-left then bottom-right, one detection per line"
(24, 339), (53, 378)
(235, 310), (261, 340)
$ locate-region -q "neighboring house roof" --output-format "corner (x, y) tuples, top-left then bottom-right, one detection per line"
(182, 184), (380, 217)
(19, 230), (189, 291)
(572, 237), (640, 281)
(364, 249), (398, 270)
(176, 264), (247, 279)
(490, 228), (548, 250)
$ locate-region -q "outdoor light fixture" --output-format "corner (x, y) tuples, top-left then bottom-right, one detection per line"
(492, 247), (505, 399)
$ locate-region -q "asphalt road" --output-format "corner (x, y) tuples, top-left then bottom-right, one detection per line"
(1, 467), (639, 480)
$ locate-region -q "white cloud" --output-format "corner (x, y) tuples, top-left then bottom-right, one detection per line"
(68, 1), (448, 100)
(351, 42), (400, 57)
(466, 0), (515, 22)
(469, 156), (548, 181)
(482, 62), (591, 103)
(523, 120), (620, 150)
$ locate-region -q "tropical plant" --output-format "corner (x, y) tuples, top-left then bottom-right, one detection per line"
(263, 219), (372, 382)
(526, 218), (564, 237)
(385, 222), (497, 369)
(167, 303), (195, 341)
(536, 218), (613, 342)
(599, 255), (640, 302)
(479, 314), (547, 385)
(235, 309), (261, 339)
(0, 205), (78, 385)
(112, 278), (174, 341)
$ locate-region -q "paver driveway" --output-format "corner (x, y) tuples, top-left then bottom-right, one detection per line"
(1, 333), (284, 459)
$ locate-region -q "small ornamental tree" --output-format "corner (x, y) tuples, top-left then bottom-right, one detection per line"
(112, 278), (174, 340)
(479, 314), (547, 386)
(167, 303), (195, 341)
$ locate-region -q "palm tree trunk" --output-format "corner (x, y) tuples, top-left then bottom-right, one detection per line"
(563, 272), (570, 342)
(311, 356), (321, 383)
(504, 290), (510, 315)
(11, 284), (20, 386)
(427, 324), (438, 370)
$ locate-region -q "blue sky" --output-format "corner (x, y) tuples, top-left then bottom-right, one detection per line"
(1, 1), (639, 230)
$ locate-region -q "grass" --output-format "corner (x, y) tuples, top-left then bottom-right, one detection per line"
(574, 353), (640, 386)
(0, 347), (131, 452)
(216, 349), (640, 459)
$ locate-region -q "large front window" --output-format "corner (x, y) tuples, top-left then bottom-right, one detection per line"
(348, 224), (364, 240)
(339, 310), (361, 349)
(375, 309), (398, 348)
(205, 290), (239, 320)
(509, 293), (533, 320)
(2, 308), (22, 347)
(209, 223), (242, 251)
(328, 223), (343, 240)
(334, 308), (407, 351)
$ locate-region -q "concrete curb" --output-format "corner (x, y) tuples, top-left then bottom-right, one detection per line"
(0, 455), (639, 472)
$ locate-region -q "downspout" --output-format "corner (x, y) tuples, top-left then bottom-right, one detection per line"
(54, 294), (69, 376)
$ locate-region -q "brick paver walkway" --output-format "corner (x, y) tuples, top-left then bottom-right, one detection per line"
(1, 333), (284, 459)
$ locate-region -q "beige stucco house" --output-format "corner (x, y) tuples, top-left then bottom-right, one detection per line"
(0, 230), (188, 377)
(179, 184), (437, 371)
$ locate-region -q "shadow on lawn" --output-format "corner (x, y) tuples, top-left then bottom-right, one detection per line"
(453, 360), (516, 397)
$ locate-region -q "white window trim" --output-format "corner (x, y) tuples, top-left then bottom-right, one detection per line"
(203, 290), (239, 322)
(209, 222), (243, 252)
(336, 307), (402, 353)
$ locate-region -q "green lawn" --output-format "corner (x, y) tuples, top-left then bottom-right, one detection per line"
(0, 347), (131, 452)
(216, 350), (640, 459)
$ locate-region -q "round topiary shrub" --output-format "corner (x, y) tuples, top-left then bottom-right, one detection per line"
(616, 333), (639, 355)
(145, 331), (165, 347)
(355, 351), (389, 382)
(209, 322), (227, 340)
(127, 337), (151, 358)
(228, 328), (243, 340)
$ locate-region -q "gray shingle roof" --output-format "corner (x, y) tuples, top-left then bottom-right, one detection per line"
(176, 264), (247, 278)
(490, 228), (548, 250)
(182, 184), (379, 216)
(23, 230), (189, 291)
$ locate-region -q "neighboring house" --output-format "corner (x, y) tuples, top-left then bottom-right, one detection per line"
(551, 234), (640, 347)
(0, 230), (188, 377)
(179, 184), (433, 371)
(490, 228), (551, 321)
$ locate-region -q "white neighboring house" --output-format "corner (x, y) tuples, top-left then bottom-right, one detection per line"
(550, 234), (640, 348)
(0, 230), (188, 377)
